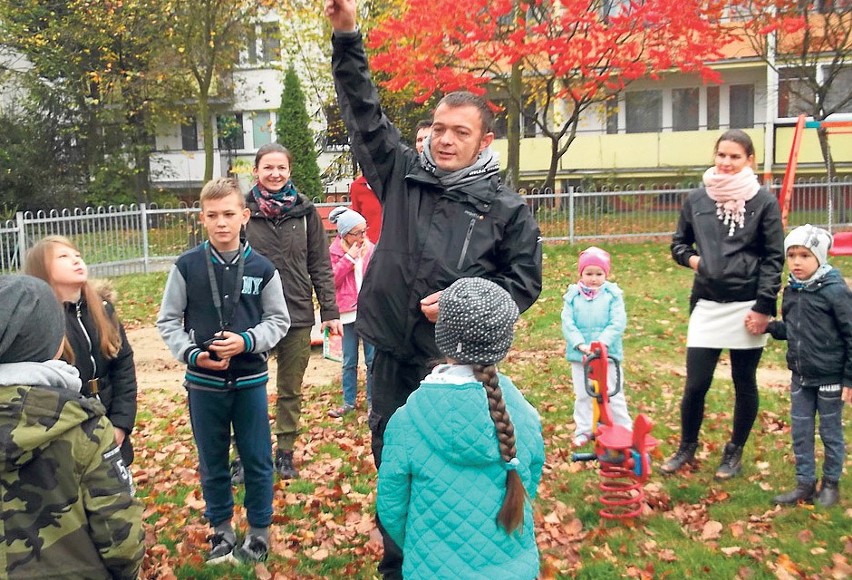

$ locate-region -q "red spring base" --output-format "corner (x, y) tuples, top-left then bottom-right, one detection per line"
(598, 461), (644, 520)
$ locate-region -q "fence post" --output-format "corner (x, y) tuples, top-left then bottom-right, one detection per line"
(140, 203), (150, 274)
(568, 187), (575, 244)
(15, 211), (26, 272)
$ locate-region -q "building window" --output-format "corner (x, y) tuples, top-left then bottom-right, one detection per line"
(260, 23), (281, 63)
(625, 90), (662, 133)
(778, 68), (813, 118)
(492, 100), (509, 139)
(522, 98), (537, 138)
(605, 97), (619, 134)
(706, 86), (720, 130)
(672, 88), (699, 132)
(217, 113), (245, 151)
(826, 66), (852, 114)
(245, 22), (281, 64)
(729, 84), (754, 128)
(252, 112), (273, 148)
(181, 117), (198, 151)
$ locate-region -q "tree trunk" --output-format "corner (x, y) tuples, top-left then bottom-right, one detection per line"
(505, 62), (522, 190)
(199, 94), (214, 183)
(543, 135), (560, 192)
(816, 126), (836, 229)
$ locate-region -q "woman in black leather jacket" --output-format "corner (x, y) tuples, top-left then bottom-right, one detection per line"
(663, 129), (784, 480)
(25, 236), (138, 465)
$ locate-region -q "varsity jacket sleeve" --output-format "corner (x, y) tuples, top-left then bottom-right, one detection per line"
(377, 412), (412, 548)
(243, 270), (291, 353)
(104, 315), (138, 435)
(489, 197), (543, 314)
(306, 210), (340, 322)
(332, 30), (406, 203)
(753, 192), (785, 316)
(156, 264), (199, 364)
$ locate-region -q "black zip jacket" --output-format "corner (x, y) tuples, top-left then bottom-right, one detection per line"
(332, 30), (543, 364)
(245, 192), (339, 328)
(766, 268), (852, 387)
(63, 296), (137, 465)
(671, 186), (784, 316)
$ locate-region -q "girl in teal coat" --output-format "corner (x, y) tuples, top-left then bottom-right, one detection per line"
(561, 246), (632, 448)
(377, 277), (545, 580)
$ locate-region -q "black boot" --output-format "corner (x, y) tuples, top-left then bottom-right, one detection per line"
(772, 481), (816, 505)
(816, 479), (840, 507)
(714, 442), (744, 480)
(229, 457), (245, 485)
(275, 449), (299, 480)
(660, 441), (699, 475)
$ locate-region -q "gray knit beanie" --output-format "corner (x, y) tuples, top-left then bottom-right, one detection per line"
(435, 277), (519, 365)
(0, 275), (65, 364)
(784, 224), (833, 266)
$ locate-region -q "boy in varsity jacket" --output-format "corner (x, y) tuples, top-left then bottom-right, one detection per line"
(157, 177), (290, 564)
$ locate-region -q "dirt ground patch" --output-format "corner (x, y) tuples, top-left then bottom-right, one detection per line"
(127, 326), (341, 393)
(660, 358), (791, 391)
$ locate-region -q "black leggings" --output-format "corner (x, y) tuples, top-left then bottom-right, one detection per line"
(680, 347), (763, 447)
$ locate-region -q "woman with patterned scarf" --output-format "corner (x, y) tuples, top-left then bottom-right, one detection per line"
(241, 143), (341, 482)
(664, 129), (784, 481)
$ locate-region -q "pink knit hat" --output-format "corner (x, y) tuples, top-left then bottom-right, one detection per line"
(578, 246), (611, 277)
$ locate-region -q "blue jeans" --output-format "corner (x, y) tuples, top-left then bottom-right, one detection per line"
(790, 378), (846, 484)
(188, 384), (273, 527)
(341, 322), (375, 407)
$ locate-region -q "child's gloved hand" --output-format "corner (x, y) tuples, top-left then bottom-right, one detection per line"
(577, 344), (591, 355)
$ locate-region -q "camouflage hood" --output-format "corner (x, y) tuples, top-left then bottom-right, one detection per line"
(0, 361), (99, 467)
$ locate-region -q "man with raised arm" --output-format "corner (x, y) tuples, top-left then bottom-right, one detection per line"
(326, 0), (543, 576)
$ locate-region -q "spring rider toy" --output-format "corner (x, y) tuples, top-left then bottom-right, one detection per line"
(571, 341), (658, 519)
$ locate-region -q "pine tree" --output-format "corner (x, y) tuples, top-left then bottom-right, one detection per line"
(276, 65), (322, 199)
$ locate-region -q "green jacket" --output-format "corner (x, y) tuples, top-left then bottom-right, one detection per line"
(0, 361), (145, 579)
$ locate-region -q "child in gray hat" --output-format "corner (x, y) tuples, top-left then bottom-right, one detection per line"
(761, 225), (852, 507)
(376, 277), (545, 579)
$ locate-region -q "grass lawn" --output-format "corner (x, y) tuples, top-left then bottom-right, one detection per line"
(120, 241), (852, 579)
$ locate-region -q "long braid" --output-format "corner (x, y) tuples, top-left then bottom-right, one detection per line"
(473, 363), (527, 533)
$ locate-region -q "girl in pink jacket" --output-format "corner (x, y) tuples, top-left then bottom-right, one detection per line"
(328, 207), (376, 417)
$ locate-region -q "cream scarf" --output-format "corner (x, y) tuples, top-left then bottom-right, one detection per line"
(702, 166), (761, 236)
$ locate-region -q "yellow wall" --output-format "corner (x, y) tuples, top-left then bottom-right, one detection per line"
(494, 129), (766, 175)
(775, 126), (852, 165)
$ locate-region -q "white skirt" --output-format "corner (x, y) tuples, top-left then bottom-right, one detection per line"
(686, 299), (769, 349)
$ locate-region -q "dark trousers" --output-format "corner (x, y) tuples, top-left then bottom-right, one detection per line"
(369, 350), (432, 580)
(188, 384), (273, 528)
(790, 378), (846, 483)
(680, 347), (763, 447)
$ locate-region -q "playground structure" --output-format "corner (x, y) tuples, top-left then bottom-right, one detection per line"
(571, 342), (658, 520)
(777, 114), (852, 256)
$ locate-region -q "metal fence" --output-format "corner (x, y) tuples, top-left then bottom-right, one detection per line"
(2, 178), (850, 277)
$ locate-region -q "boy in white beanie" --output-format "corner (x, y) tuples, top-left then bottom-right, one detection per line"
(759, 224), (852, 507)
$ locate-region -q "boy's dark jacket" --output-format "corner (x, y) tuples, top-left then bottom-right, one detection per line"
(63, 288), (137, 464)
(157, 241), (291, 389)
(766, 268), (852, 387)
